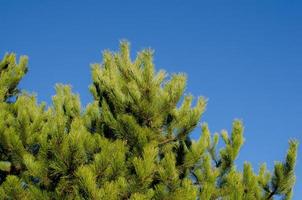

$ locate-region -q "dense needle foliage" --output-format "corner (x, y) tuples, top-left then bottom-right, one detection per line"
(0, 42), (298, 200)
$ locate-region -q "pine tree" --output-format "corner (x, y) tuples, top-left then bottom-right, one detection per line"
(0, 42), (298, 200)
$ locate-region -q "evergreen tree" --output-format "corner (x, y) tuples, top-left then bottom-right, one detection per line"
(0, 43), (298, 200)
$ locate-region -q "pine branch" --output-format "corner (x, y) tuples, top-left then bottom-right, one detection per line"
(158, 137), (178, 146)
(266, 186), (278, 200)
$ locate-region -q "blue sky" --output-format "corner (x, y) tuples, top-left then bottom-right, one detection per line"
(1, 0), (301, 198)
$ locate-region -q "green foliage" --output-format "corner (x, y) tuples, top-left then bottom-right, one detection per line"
(0, 43), (298, 200)
(0, 53), (28, 102)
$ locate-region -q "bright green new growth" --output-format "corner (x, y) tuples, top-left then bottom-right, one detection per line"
(0, 42), (298, 200)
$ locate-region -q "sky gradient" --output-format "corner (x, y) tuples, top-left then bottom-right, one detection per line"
(1, 0), (301, 198)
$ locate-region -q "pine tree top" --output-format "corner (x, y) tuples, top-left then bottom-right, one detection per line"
(0, 42), (298, 200)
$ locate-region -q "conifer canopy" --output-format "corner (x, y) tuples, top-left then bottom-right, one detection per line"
(0, 42), (298, 200)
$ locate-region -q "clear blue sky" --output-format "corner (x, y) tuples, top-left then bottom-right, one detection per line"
(1, 0), (301, 198)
